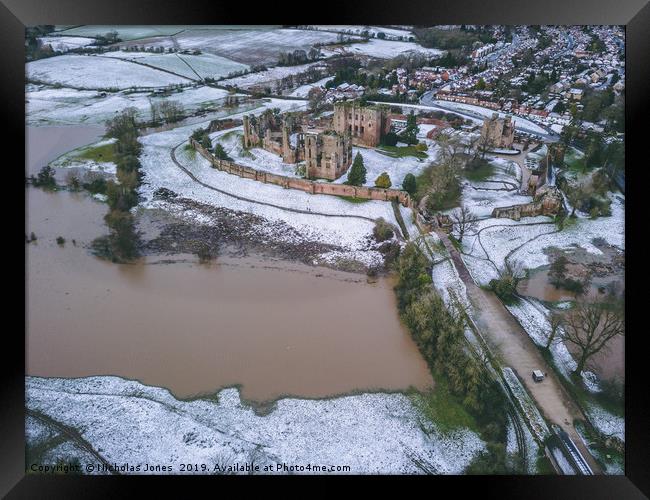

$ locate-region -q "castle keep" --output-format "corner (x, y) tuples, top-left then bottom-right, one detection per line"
(242, 109), (352, 180)
(333, 101), (389, 147)
(481, 113), (516, 149)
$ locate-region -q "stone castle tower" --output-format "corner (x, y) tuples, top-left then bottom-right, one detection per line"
(333, 101), (388, 147)
(481, 113), (515, 149)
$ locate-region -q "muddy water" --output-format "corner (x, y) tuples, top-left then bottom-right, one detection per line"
(518, 268), (623, 303)
(517, 268), (624, 382)
(26, 125), (105, 178)
(26, 126), (433, 402)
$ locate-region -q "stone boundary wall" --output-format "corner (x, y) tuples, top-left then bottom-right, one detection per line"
(190, 138), (412, 207)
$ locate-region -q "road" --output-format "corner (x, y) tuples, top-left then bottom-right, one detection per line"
(435, 228), (602, 474)
(490, 143), (533, 192)
(418, 91), (560, 142)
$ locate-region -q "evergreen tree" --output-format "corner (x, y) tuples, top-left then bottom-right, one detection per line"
(402, 173), (417, 195)
(213, 143), (232, 161)
(347, 152), (367, 186)
(401, 111), (419, 145)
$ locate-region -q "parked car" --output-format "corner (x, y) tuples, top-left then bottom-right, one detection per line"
(532, 370), (545, 382)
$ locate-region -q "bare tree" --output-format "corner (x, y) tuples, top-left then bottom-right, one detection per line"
(450, 204), (478, 243)
(545, 311), (563, 349)
(436, 133), (465, 169)
(559, 299), (624, 375)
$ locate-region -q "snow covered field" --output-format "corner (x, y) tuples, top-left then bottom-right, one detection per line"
(288, 76), (334, 97)
(56, 25), (200, 41)
(333, 146), (436, 188)
(38, 36), (96, 52)
(324, 39), (443, 59)
(26, 376), (485, 474)
(102, 51), (249, 81)
(220, 62), (322, 89)
(27, 55), (192, 90)
(306, 26), (414, 41)
(26, 84), (232, 125)
(126, 28), (341, 66)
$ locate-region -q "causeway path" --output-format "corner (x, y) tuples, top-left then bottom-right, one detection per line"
(435, 228), (602, 474)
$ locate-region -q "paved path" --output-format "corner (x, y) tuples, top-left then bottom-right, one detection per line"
(436, 229), (602, 474)
(490, 143), (533, 193)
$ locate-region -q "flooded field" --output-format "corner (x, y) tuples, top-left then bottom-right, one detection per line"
(517, 268), (623, 303)
(26, 125), (105, 178)
(517, 268), (624, 382)
(26, 126), (433, 402)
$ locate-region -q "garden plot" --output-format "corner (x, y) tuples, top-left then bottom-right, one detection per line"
(323, 39), (443, 59)
(333, 146), (434, 188)
(27, 55), (192, 90)
(102, 51), (249, 81)
(26, 376), (485, 474)
(128, 28), (341, 66)
(38, 36), (96, 52)
(460, 180), (531, 219)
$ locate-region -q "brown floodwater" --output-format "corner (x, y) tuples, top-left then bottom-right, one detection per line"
(26, 126), (433, 402)
(517, 268), (624, 382)
(518, 268), (623, 303)
(26, 125), (105, 178)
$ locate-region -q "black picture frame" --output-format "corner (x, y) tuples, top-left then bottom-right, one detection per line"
(4, 0), (648, 496)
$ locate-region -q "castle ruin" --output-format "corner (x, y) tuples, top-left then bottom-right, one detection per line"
(481, 113), (515, 149)
(333, 101), (390, 147)
(242, 109), (352, 180)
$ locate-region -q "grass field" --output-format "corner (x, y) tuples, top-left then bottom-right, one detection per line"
(463, 162), (495, 182)
(378, 145), (429, 159)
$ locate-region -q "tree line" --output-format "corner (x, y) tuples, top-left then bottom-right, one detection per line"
(394, 243), (514, 472)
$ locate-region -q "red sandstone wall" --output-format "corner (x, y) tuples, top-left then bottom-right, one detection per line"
(190, 139), (411, 207)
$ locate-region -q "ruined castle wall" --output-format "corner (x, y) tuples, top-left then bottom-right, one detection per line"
(190, 138), (410, 207)
(334, 102), (386, 147)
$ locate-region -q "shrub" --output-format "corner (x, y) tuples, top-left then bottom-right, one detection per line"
(33, 166), (57, 188)
(196, 242), (215, 263)
(65, 171), (81, 190)
(374, 172), (392, 189)
(81, 172), (107, 195)
(415, 142), (428, 152)
(56, 236), (65, 246)
(373, 217), (394, 242)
